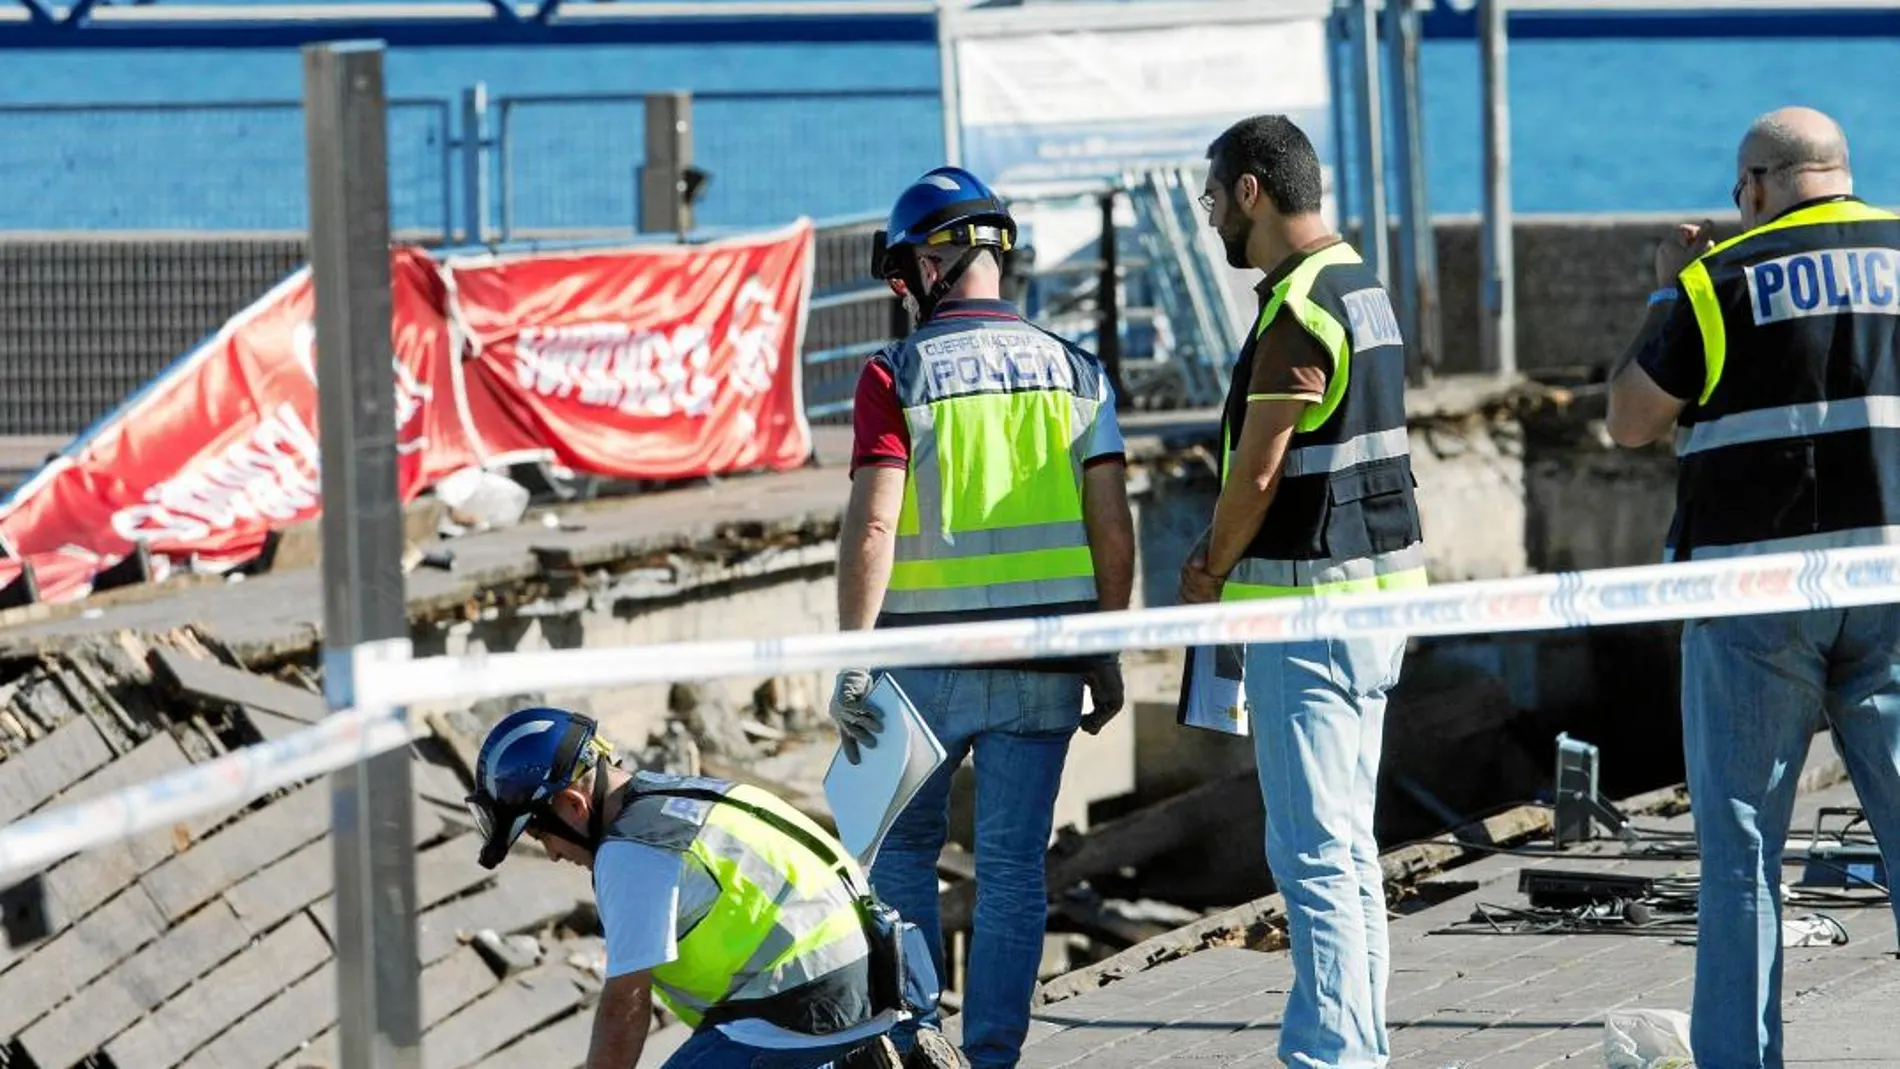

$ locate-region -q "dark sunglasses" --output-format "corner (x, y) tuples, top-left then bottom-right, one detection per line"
(1732, 166), (1768, 209)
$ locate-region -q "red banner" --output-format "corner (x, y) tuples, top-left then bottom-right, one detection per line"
(0, 222), (817, 605)
(449, 220), (814, 480)
(0, 247), (464, 578)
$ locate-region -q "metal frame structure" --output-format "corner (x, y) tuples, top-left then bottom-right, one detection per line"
(10, 0), (1899, 50)
(0, 0), (940, 48)
(1424, 0), (1900, 39)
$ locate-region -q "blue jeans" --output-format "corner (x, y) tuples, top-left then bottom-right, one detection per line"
(1681, 606), (1900, 1069)
(1245, 633), (1405, 1069)
(869, 666), (1084, 1069)
(662, 1028), (870, 1069)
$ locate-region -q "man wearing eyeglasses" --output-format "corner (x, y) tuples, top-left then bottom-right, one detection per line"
(1180, 113), (1426, 1069)
(1606, 105), (1900, 1069)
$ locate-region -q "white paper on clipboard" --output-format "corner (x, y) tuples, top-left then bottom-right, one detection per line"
(1177, 643), (1251, 736)
(822, 672), (947, 868)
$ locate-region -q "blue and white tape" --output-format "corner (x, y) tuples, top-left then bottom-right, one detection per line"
(0, 544), (1896, 883)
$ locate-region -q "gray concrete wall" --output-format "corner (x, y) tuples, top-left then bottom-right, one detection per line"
(1357, 212), (1746, 377)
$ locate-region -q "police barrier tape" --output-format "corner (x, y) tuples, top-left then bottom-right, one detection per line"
(2, 542), (1899, 882)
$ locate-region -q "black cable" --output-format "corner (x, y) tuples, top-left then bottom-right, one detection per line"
(1427, 899), (1700, 939)
(1790, 854), (1891, 897)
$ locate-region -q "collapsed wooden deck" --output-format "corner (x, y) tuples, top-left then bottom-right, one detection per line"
(0, 633), (627, 1069)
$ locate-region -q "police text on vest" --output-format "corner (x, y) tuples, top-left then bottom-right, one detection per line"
(1342, 288), (1404, 352)
(916, 333), (1077, 399)
(1747, 246), (1900, 325)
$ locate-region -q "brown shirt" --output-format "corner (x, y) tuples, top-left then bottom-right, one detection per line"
(1246, 240), (1339, 405)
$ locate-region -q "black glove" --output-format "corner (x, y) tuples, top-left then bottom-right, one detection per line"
(829, 668), (883, 764)
(1079, 656), (1125, 735)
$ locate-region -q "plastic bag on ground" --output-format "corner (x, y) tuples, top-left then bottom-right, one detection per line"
(1603, 1007), (1694, 1069)
(433, 466), (531, 536)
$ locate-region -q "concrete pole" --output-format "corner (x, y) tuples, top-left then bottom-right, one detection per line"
(1386, 0), (1439, 385)
(460, 82), (488, 244)
(640, 91), (694, 237)
(1479, 0), (1517, 376)
(1383, 0), (1418, 365)
(1326, 7), (1353, 230)
(302, 39), (422, 1069)
(1352, 0), (1389, 287)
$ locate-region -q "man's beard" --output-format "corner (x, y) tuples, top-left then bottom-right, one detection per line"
(1221, 217), (1252, 269)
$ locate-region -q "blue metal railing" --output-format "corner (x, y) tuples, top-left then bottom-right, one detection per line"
(1420, 0), (1900, 38)
(0, 86), (942, 241)
(0, 0), (943, 50)
(490, 87), (940, 240)
(0, 97), (454, 234)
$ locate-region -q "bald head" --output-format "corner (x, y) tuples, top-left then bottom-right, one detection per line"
(1736, 107), (1853, 221)
(1741, 107), (1848, 172)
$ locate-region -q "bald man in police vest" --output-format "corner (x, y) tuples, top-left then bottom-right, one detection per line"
(1607, 106), (1900, 1069)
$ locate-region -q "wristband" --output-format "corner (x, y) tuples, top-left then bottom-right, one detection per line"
(1648, 288), (1678, 307)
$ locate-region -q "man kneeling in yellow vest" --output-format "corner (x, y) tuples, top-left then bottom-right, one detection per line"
(465, 706), (962, 1069)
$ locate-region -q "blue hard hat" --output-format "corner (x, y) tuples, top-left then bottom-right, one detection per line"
(466, 706), (607, 869)
(871, 165), (1017, 280)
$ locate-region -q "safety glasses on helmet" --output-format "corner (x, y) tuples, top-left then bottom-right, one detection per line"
(465, 718), (609, 869)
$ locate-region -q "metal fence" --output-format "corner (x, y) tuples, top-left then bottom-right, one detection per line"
(0, 219), (897, 438)
(0, 99), (454, 235)
(0, 87), (941, 438)
(0, 87), (942, 241)
(492, 88), (941, 239)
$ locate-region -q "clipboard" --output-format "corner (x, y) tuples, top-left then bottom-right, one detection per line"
(1176, 643), (1251, 737)
(822, 673), (948, 867)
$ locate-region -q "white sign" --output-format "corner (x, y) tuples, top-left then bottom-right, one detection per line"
(953, 18), (1334, 198)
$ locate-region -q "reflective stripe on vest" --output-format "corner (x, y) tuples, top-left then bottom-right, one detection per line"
(881, 323), (1106, 620)
(1225, 543), (1430, 600)
(633, 786), (868, 1029)
(1667, 199), (1900, 562)
(1219, 243), (1428, 601)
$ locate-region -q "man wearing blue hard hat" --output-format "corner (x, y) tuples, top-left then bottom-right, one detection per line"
(464, 706), (966, 1069)
(831, 165), (1138, 1068)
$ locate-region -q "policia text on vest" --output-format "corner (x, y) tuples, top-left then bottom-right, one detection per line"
(1662, 199), (1900, 562)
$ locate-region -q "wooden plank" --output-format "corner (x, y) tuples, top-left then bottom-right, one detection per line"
(0, 734), (227, 973)
(184, 960), (337, 1069)
(0, 884), (168, 1039)
(105, 912), (331, 1069)
(278, 947), (501, 1069)
(412, 860), (591, 965)
(410, 744), (469, 809)
(221, 837), (331, 936)
(423, 946), (509, 1030)
(423, 965), (582, 1069)
(139, 783), (330, 922)
(0, 716), (113, 824)
(1032, 803), (1562, 1010)
(148, 648), (328, 724)
(303, 857), (581, 964)
(21, 900), (251, 1069)
(415, 835), (498, 910)
(467, 1008), (592, 1069)
(243, 706), (312, 742)
(225, 822), (474, 940)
